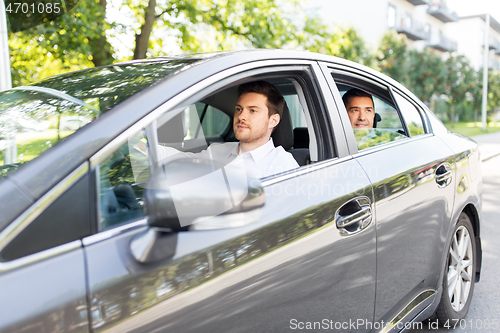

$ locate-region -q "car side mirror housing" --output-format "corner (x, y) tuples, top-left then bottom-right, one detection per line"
(143, 157), (265, 231)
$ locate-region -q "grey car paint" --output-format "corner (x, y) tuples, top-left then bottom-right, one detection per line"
(0, 243), (88, 332)
(84, 158), (376, 333)
(0, 179), (33, 228)
(355, 137), (456, 323)
(0, 50), (482, 332)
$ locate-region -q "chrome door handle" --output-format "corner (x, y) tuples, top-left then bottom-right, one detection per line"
(436, 170), (451, 182)
(336, 205), (371, 228)
(436, 163), (452, 188)
(335, 196), (372, 235)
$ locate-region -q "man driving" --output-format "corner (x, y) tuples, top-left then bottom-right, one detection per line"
(155, 80), (299, 178)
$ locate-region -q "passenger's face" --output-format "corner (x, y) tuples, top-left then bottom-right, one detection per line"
(346, 96), (375, 128)
(233, 92), (278, 145)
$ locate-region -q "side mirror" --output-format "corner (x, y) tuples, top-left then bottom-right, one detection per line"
(143, 156), (265, 231)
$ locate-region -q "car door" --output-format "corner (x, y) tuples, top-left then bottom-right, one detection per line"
(321, 62), (456, 327)
(82, 60), (377, 332)
(0, 168), (91, 333)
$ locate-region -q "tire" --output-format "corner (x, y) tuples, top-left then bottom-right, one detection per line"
(435, 212), (476, 324)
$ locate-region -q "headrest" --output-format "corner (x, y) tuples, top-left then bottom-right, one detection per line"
(157, 112), (186, 143)
(374, 113), (381, 128)
(293, 127), (309, 149)
(271, 103), (294, 150)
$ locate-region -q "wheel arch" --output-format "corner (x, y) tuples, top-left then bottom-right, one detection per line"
(429, 205), (480, 324)
(463, 203), (482, 282)
(437, 203), (482, 292)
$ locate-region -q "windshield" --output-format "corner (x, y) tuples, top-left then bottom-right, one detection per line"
(0, 59), (199, 179)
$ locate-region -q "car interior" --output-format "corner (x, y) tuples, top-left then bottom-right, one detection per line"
(98, 77), (318, 230)
(155, 78), (316, 167)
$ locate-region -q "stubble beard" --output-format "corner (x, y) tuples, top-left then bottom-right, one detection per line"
(234, 123), (268, 144)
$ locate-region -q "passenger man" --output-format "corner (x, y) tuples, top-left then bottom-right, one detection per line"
(341, 88), (376, 128)
(156, 80), (299, 178)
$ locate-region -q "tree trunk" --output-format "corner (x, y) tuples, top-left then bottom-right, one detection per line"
(89, 0), (114, 67)
(134, 0), (157, 59)
(450, 104), (455, 127)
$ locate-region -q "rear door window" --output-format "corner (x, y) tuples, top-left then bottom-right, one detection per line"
(337, 84), (406, 151)
(393, 93), (426, 137)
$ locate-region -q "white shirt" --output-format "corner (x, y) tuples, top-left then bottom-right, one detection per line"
(156, 138), (299, 178)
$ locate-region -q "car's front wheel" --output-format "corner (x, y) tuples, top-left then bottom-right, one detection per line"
(435, 212), (476, 323)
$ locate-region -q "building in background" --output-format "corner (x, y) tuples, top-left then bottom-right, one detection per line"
(446, 14), (500, 71)
(307, 0), (499, 70)
(307, 0), (458, 54)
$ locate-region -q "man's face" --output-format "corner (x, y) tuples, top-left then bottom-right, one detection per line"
(233, 92), (279, 145)
(346, 96), (375, 128)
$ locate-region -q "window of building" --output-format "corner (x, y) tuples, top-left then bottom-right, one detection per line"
(388, 5), (396, 28)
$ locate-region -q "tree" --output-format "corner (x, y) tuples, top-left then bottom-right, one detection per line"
(443, 55), (475, 126)
(120, 0), (313, 58)
(8, 0), (113, 86)
(298, 17), (374, 65)
(9, 0), (375, 86)
(406, 48), (446, 105)
(377, 30), (408, 85)
(469, 68), (500, 124)
(487, 70), (500, 116)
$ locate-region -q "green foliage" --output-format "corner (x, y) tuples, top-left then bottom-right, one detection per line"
(462, 68), (500, 123)
(122, 0), (307, 57)
(299, 18), (374, 65)
(8, 0), (111, 86)
(443, 55), (475, 103)
(375, 30), (500, 124)
(486, 69), (500, 112)
(377, 30), (408, 84)
(8, 0), (376, 83)
(406, 48), (446, 103)
(408, 122), (425, 136)
(353, 128), (405, 150)
(443, 121), (500, 137)
(442, 55), (476, 125)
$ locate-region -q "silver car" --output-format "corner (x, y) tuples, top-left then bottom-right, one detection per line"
(0, 50), (482, 332)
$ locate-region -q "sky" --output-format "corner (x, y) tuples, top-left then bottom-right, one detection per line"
(448, 0), (500, 23)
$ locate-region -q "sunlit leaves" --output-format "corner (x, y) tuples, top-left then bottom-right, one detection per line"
(8, 0), (112, 86)
(377, 30), (408, 84)
(297, 17), (373, 65)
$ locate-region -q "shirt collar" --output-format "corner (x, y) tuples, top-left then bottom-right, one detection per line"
(246, 138), (275, 163)
(228, 144), (239, 158)
(226, 138), (275, 162)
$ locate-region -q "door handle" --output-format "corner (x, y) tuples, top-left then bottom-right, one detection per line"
(336, 205), (371, 228)
(335, 196), (372, 235)
(436, 163), (452, 188)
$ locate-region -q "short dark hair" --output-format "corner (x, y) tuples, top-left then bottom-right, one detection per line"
(342, 88), (374, 109)
(238, 80), (285, 118)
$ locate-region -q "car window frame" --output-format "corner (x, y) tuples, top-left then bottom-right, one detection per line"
(86, 60), (340, 237)
(391, 87), (431, 137)
(332, 76), (410, 153)
(322, 63), (436, 156)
